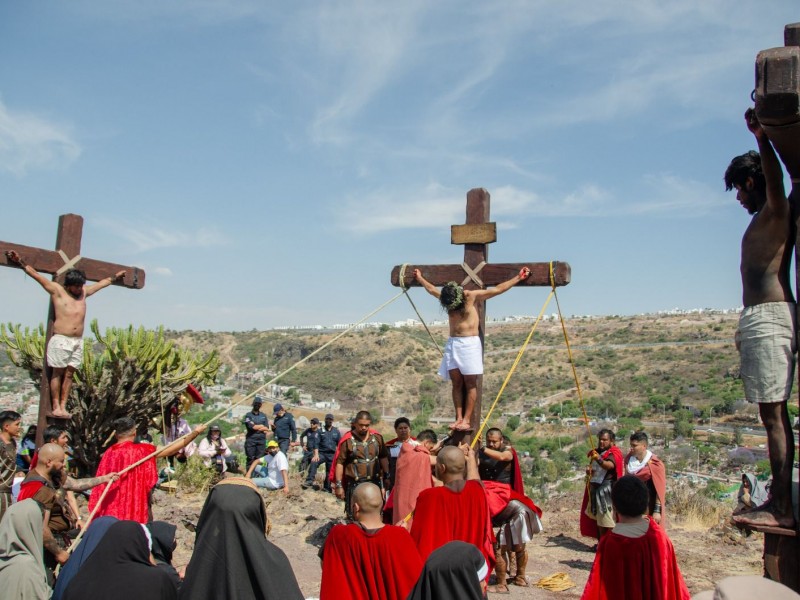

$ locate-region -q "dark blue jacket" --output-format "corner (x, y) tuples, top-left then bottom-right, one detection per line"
(318, 425), (342, 454)
(272, 412), (297, 442)
(300, 428), (321, 452)
(243, 411), (269, 443)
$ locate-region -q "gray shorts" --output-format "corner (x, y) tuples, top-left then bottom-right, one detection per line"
(738, 302), (796, 404)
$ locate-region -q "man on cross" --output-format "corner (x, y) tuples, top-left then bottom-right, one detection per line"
(4, 250), (125, 418)
(414, 267), (531, 431)
(725, 109), (796, 530)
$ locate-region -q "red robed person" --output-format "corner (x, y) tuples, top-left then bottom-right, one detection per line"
(582, 475), (689, 600)
(320, 482), (422, 600)
(410, 445), (495, 577)
(624, 431), (668, 526)
(89, 416), (205, 523)
(580, 429), (624, 541)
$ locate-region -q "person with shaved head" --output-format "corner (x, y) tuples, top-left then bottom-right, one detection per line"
(18, 443), (116, 581)
(320, 482), (422, 600)
(410, 444), (495, 582)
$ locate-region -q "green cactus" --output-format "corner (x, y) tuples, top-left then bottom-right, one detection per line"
(1, 319), (219, 473)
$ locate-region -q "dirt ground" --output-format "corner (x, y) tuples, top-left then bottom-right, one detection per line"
(152, 476), (764, 599)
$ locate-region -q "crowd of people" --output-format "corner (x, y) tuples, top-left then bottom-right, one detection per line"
(4, 400), (752, 600)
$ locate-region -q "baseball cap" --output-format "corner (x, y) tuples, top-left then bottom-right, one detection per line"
(273, 403), (283, 413)
(253, 396), (263, 405)
(267, 440), (279, 448)
(325, 413), (334, 420)
(310, 417), (320, 424)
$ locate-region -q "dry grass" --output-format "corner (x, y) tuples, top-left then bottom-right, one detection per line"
(668, 483), (732, 531)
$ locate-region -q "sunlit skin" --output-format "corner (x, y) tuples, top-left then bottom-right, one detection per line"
(629, 438), (647, 462)
(1, 419), (21, 442)
(395, 422), (411, 442)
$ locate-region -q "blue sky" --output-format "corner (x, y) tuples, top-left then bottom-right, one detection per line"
(1, 2), (798, 332)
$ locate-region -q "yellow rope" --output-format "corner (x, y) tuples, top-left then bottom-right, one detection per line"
(550, 262), (594, 450)
(67, 289), (407, 554)
(399, 263), (443, 358)
(471, 285), (555, 448)
(534, 572), (576, 591)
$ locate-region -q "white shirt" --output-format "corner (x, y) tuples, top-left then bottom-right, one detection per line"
(261, 450), (289, 488)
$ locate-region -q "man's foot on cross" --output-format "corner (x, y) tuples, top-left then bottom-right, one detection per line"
(731, 503), (796, 530)
(454, 420), (473, 432)
(47, 409), (72, 419)
(448, 421), (459, 430)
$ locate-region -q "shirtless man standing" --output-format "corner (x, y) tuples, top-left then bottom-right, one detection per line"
(5, 250), (125, 418)
(414, 267), (531, 431)
(725, 109), (796, 530)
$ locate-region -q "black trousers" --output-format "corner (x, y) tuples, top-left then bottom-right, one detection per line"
(245, 438), (266, 467)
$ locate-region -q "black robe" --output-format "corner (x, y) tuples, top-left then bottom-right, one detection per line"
(62, 520), (177, 600)
(178, 479), (304, 600)
(408, 541), (487, 600)
(148, 520), (182, 591)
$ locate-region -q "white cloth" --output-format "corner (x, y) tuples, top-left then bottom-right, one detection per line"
(626, 450), (652, 475)
(255, 451), (288, 489)
(612, 517), (650, 539)
(46, 334), (84, 369)
(197, 438), (232, 471)
(438, 336), (483, 380)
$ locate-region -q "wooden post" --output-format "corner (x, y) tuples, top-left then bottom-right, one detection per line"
(1, 214), (145, 446)
(390, 188), (571, 444)
(753, 22), (800, 593)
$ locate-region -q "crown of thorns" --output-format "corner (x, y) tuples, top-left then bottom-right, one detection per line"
(440, 282), (465, 312)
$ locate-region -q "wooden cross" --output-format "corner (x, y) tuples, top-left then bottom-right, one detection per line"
(1, 214), (145, 447)
(390, 188), (570, 442)
(753, 22), (800, 591)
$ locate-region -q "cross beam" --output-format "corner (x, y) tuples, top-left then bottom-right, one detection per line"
(390, 188), (570, 442)
(1, 214), (145, 446)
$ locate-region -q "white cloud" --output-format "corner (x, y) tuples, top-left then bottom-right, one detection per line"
(91, 218), (229, 253)
(152, 267), (174, 276)
(0, 97), (81, 176)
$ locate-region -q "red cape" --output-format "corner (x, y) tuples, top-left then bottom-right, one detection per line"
(625, 452), (668, 527)
(320, 523), (422, 600)
(17, 478), (45, 501)
(580, 445), (624, 538)
(483, 448), (542, 520)
(390, 443), (434, 526)
(88, 440), (158, 524)
(410, 480), (495, 578)
(328, 428), (378, 482)
(581, 518), (690, 600)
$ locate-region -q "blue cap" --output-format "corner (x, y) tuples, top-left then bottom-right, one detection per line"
(273, 403), (283, 413)
(253, 396), (263, 405)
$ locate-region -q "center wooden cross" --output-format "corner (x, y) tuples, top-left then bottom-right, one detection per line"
(390, 188), (570, 442)
(1, 214), (145, 446)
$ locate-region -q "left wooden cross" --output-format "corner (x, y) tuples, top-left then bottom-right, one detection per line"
(1, 214), (145, 446)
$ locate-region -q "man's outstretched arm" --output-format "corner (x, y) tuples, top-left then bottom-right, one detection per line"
(155, 424), (205, 458)
(85, 270), (126, 297)
(413, 269), (441, 299)
(472, 267), (531, 301)
(4, 251), (62, 296)
(746, 108), (788, 216)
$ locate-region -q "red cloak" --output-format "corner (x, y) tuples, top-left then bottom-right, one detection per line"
(88, 441), (158, 524)
(328, 428), (379, 482)
(483, 448), (542, 520)
(410, 480), (495, 577)
(625, 452), (668, 527)
(580, 445), (624, 538)
(320, 523), (423, 600)
(581, 518), (690, 600)
(391, 443), (434, 526)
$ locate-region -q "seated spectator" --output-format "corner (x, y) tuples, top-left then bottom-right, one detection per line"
(179, 478), (304, 600)
(15, 425), (36, 473)
(581, 475), (690, 600)
(320, 482), (423, 600)
(52, 517), (118, 600)
(734, 473), (769, 514)
(0, 499), (51, 600)
(407, 541), (488, 600)
(149, 521), (181, 590)
(246, 440), (290, 493)
(62, 520), (178, 600)
(197, 425), (237, 474)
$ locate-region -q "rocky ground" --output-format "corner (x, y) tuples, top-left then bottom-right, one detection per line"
(152, 474), (764, 599)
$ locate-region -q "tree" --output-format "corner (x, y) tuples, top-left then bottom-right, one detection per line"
(1, 320), (219, 473)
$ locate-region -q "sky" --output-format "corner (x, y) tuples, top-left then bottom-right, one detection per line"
(1, 1), (798, 333)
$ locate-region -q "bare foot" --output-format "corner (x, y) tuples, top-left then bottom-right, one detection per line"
(47, 410), (72, 419)
(454, 420), (473, 432)
(448, 421), (458, 430)
(732, 507), (795, 529)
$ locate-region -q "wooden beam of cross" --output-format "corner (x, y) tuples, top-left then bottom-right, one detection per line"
(1, 214), (145, 447)
(389, 188), (570, 444)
